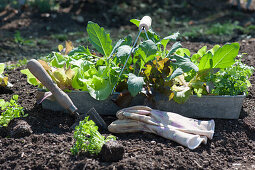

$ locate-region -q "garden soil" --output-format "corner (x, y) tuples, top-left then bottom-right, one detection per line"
(0, 0), (255, 169)
(0, 40), (254, 169)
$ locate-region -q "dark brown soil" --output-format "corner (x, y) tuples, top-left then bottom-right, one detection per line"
(0, 0), (255, 169)
(0, 39), (254, 169)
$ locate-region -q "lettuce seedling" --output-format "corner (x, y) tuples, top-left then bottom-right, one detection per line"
(0, 95), (27, 127)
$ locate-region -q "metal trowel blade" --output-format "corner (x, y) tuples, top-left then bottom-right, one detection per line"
(70, 107), (107, 130)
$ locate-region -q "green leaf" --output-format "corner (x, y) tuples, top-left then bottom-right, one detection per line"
(175, 48), (191, 57)
(212, 43), (239, 68)
(68, 46), (92, 56)
(172, 86), (192, 104)
(141, 29), (160, 43)
(12, 95), (18, 101)
(0, 63), (5, 75)
(0, 99), (5, 107)
(87, 21), (112, 57)
(87, 77), (112, 100)
(53, 68), (67, 84)
(71, 68), (85, 90)
(20, 69), (40, 86)
(130, 19), (140, 27)
(138, 40), (157, 63)
(166, 42), (182, 57)
(127, 73), (144, 97)
(191, 46), (207, 64)
(171, 54), (199, 72)
(163, 32), (180, 41)
(51, 52), (66, 68)
(197, 46), (207, 57)
(198, 52), (213, 71)
(208, 45), (220, 55)
(116, 45), (132, 65)
(167, 68), (183, 81)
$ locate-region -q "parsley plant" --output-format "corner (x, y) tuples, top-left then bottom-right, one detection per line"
(206, 59), (254, 95)
(71, 116), (116, 155)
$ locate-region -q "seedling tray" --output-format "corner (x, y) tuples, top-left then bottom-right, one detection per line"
(41, 90), (245, 119)
(154, 93), (246, 119)
(40, 91), (145, 115)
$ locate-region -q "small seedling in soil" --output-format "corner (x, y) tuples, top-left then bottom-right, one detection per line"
(71, 116), (116, 155)
(0, 95), (27, 127)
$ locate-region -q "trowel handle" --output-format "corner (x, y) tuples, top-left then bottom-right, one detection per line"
(139, 16), (152, 32)
(27, 59), (78, 113)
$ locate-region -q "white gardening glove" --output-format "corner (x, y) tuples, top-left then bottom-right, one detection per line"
(108, 106), (215, 149)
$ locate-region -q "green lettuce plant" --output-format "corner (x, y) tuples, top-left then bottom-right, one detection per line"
(0, 95), (27, 127)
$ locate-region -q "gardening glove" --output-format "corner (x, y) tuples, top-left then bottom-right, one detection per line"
(108, 106), (215, 150)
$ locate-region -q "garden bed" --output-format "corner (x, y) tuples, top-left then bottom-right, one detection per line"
(0, 40), (254, 169)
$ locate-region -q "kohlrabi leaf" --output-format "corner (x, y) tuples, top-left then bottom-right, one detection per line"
(212, 42), (239, 68)
(87, 21), (112, 57)
(171, 54), (199, 72)
(175, 48), (191, 57)
(160, 32), (180, 51)
(208, 44), (220, 55)
(127, 73), (144, 97)
(20, 69), (40, 86)
(191, 46), (207, 64)
(142, 29), (160, 43)
(130, 19), (140, 27)
(163, 32), (180, 41)
(198, 52), (213, 71)
(166, 42), (182, 57)
(167, 68), (184, 81)
(116, 45), (132, 65)
(138, 40), (157, 63)
(197, 46), (207, 57)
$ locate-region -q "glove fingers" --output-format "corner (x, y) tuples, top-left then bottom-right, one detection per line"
(122, 105), (152, 111)
(151, 110), (215, 139)
(146, 124), (208, 150)
(108, 119), (144, 133)
(117, 111), (159, 126)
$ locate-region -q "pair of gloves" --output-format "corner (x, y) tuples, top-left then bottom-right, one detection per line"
(108, 106), (215, 149)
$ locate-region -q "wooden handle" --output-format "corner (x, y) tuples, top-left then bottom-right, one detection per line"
(27, 59), (77, 113)
(139, 16), (152, 32)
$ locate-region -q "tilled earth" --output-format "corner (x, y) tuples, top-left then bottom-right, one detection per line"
(0, 40), (254, 169)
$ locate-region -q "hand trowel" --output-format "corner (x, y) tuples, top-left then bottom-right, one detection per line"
(27, 59), (107, 130)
